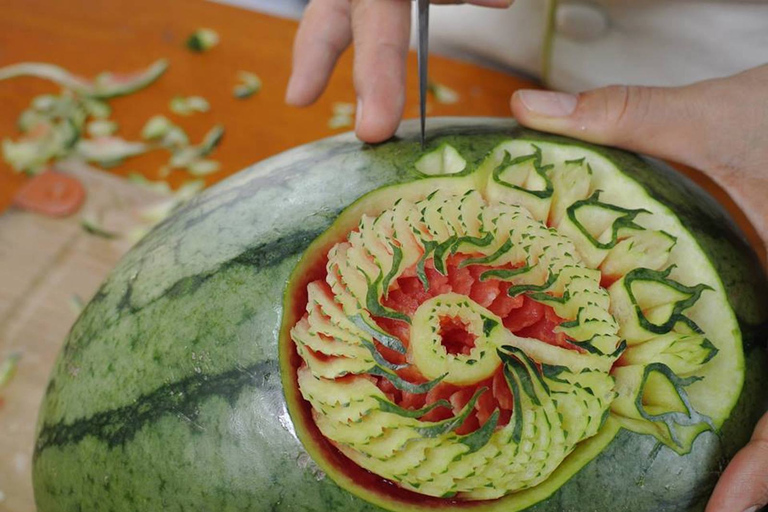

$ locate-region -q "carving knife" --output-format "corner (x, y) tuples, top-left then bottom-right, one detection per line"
(417, 0), (430, 149)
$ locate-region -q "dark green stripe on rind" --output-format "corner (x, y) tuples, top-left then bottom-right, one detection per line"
(70, 227), (323, 351)
(163, 228), (323, 301)
(36, 359), (278, 454)
(42, 229), (322, 428)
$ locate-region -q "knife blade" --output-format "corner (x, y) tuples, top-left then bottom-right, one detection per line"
(417, 0), (430, 149)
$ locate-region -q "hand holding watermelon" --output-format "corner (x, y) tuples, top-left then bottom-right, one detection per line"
(705, 413), (768, 512)
(510, 65), (768, 270)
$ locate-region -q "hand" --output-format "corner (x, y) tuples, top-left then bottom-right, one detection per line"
(285, 0), (514, 143)
(707, 412), (768, 512)
(511, 67), (768, 512)
(511, 64), (768, 257)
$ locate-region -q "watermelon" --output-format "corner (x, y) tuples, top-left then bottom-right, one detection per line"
(33, 118), (768, 512)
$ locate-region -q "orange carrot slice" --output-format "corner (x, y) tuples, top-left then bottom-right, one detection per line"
(13, 170), (86, 217)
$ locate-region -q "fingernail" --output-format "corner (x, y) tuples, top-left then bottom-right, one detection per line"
(742, 506), (759, 512)
(355, 97), (364, 127)
(516, 90), (577, 117)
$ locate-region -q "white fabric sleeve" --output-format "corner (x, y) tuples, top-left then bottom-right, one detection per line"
(422, 1), (768, 92)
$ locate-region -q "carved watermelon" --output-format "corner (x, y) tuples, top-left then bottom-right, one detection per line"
(33, 119), (768, 512)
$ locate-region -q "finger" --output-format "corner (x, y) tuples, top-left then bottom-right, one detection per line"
(706, 412), (768, 512)
(350, 0), (411, 143)
(510, 84), (714, 170)
(286, 0), (353, 106)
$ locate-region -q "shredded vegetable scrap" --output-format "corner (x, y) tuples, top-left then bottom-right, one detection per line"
(141, 115), (174, 140)
(1, 59), (225, 218)
(141, 116), (192, 151)
(127, 173), (173, 195)
(328, 102), (355, 130)
(81, 216), (120, 239)
(332, 102), (355, 116)
(3, 86), (148, 174)
(186, 28), (220, 52)
(75, 137), (149, 167)
(233, 71), (262, 99)
(140, 119), (223, 178)
(428, 81), (460, 104)
(3, 120), (78, 174)
(82, 98), (111, 119)
(161, 126), (190, 149)
(86, 120), (118, 138)
(169, 125), (224, 170)
(187, 159), (221, 176)
(169, 96), (210, 116)
(0, 59), (168, 99)
(0, 353), (21, 391)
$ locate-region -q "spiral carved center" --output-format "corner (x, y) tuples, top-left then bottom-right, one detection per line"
(292, 188), (620, 499)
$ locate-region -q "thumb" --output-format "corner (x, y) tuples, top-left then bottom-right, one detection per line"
(510, 84), (711, 170)
(705, 412), (768, 512)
